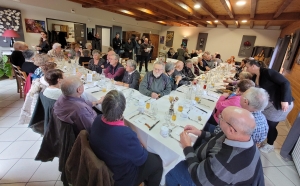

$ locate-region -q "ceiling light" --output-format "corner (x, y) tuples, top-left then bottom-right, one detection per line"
(194, 4), (201, 9)
(236, 1), (246, 6)
(214, 20), (219, 23)
(241, 20), (247, 23)
(206, 21), (212, 24)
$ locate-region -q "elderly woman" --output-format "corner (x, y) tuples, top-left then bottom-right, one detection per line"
(167, 47), (175, 58)
(246, 59), (294, 153)
(224, 71), (253, 87)
(191, 57), (202, 76)
(165, 62), (182, 90)
(115, 60), (140, 90)
(32, 54), (57, 81)
(204, 79), (255, 132)
(69, 42), (81, 58)
(88, 50), (105, 73)
(47, 43), (64, 61)
(10, 41), (26, 67)
(89, 90), (163, 186)
(79, 49), (92, 66)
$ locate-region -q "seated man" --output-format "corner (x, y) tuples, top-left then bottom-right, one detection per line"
(101, 50), (115, 69)
(172, 61), (195, 87)
(90, 90), (163, 186)
(139, 61), (172, 99)
(200, 53), (210, 71)
(53, 76), (102, 134)
(115, 60), (140, 90)
(214, 87), (269, 147)
(166, 106), (264, 185)
(104, 53), (125, 81)
(183, 59), (196, 79)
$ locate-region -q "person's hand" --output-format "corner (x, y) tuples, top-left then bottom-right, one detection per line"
(175, 75), (182, 82)
(151, 92), (159, 99)
(222, 93), (230, 98)
(129, 50), (132, 52)
(101, 65), (104, 68)
(115, 81), (123, 86)
(184, 125), (201, 136)
(281, 102), (289, 112)
(36, 47), (41, 50)
(192, 79), (198, 84)
(180, 131), (192, 148)
(79, 48), (83, 52)
(205, 66), (210, 71)
(223, 79), (233, 84)
(98, 97), (104, 104)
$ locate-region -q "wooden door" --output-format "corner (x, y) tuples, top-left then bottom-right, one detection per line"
(149, 34), (159, 59)
(74, 23), (86, 46)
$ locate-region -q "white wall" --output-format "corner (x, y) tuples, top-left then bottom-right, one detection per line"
(159, 26), (281, 61)
(0, 0), (162, 47)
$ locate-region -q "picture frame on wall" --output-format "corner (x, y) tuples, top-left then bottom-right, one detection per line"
(25, 19), (45, 33)
(160, 36), (165, 44)
(238, 35), (256, 57)
(166, 31), (174, 47)
(182, 39), (188, 47)
(196, 33), (208, 51)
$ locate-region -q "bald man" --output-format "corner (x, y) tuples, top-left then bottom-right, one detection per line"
(53, 76), (102, 134)
(166, 106), (264, 186)
(101, 50), (116, 69)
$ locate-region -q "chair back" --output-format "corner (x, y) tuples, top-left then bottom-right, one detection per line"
(139, 75), (144, 85)
(82, 62), (89, 69)
(12, 64), (28, 98)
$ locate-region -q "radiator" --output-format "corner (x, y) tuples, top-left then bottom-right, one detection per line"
(292, 136), (300, 176)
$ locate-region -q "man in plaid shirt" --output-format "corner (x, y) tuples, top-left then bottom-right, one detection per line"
(214, 87), (269, 146)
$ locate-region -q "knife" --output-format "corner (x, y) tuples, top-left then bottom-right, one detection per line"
(144, 97), (152, 102)
(149, 120), (160, 130)
(176, 90), (184, 93)
(203, 98), (214, 102)
(91, 90), (100, 93)
(195, 106), (207, 113)
(129, 112), (140, 119)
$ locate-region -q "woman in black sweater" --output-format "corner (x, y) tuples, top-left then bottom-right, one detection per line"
(246, 60), (294, 153)
(36, 31), (50, 54)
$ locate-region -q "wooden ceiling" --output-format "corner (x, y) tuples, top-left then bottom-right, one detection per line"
(68, 0), (300, 29)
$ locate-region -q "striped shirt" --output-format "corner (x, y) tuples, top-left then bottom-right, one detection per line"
(185, 132), (264, 185)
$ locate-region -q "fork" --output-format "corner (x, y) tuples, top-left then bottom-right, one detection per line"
(169, 133), (180, 142)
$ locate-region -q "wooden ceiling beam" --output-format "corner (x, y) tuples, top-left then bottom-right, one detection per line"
(193, 21), (207, 27)
(250, 0), (257, 19)
(220, 0), (234, 19)
(280, 22), (292, 29)
(264, 21), (272, 29)
(219, 21), (228, 28)
(121, 5), (167, 20)
(136, 12), (300, 21)
(149, 1), (189, 19)
(186, 21), (198, 27)
(235, 21), (240, 28)
(169, 0), (202, 19)
(250, 21), (254, 29)
(98, 0), (161, 6)
(193, 0), (217, 19)
(176, 21), (190, 26)
(135, 3), (177, 19)
(273, 0), (294, 18)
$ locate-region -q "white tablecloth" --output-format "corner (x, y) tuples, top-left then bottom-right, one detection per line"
(84, 81), (222, 185)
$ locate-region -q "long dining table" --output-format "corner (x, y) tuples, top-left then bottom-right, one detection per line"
(83, 74), (227, 185)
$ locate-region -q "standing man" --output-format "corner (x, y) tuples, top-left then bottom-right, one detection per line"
(113, 33), (121, 55)
(139, 38), (150, 72)
(141, 35), (146, 43)
(92, 33), (101, 52)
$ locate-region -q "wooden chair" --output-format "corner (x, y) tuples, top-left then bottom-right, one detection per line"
(82, 62), (89, 69)
(11, 64), (21, 94)
(12, 64), (27, 98)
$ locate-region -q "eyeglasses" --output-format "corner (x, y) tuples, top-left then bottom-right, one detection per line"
(218, 113), (237, 132)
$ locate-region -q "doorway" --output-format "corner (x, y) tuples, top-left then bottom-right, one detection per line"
(95, 25), (112, 53)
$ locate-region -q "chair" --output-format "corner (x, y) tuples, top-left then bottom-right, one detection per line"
(12, 64), (27, 98)
(82, 62), (89, 69)
(11, 63), (20, 93)
(66, 130), (114, 186)
(139, 75), (144, 85)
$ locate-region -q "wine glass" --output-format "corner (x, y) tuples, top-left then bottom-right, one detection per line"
(151, 103), (158, 120)
(177, 103), (183, 113)
(145, 101), (151, 114)
(163, 111), (170, 127)
(171, 112), (177, 127)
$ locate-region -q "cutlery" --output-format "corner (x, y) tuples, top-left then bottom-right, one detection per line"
(129, 112), (140, 119)
(169, 133), (180, 142)
(188, 117), (198, 123)
(202, 98), (214, 102)
(144, 98), (152, 102)
(145, 123), (151, 129)
(176, 90), (184, 93)
(194, 106), (207, 113)
(149, 120), (160, 130)
(91, 90), (100, 93)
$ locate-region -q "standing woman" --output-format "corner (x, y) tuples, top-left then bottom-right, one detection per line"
(246, 60), (294, 153)
(36, 31), (50, 54)
(136, 39), (141, 65)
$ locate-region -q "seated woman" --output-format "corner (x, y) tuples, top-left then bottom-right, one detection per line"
(32, 54), (57, 81)
(47, 43), (65, 61)
(165, 62), (182, 90)
(89, 90), (163, 186)
(79, 49), (92, 66)
(10, 41), (25, 67)
(115, 60), (140, 90)
(22, 44), (38, 75)
(167, 47), (175, 58)
(192, 57), (202, 76)
(69, 42), (81, 58)
(224, 71), (253, 90)
(88, 50), (105, 73)
(43, 69), (64, 100)
(204, 79), (255, 132)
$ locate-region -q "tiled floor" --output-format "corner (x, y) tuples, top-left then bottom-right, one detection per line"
(0, 77), (299, 186)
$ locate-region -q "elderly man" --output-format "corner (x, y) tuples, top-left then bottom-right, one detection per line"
(183, 59), (196, 79)
(214, 87), (269, 146)
(172, 61), (195, 87)
(47, 43), (64, 60)
(104, 53), (125, 81)
(53, 76), (103, 134)
(201, 53), (211, 71)
(115, 60), (140, 90)
(140, 38), (150, 72)
(10, 41), (26, 67)
(166, 106), (264, 185)
(139, 61), (172, 99)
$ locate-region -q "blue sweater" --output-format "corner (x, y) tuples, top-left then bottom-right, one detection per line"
(89, 115), (148, 186)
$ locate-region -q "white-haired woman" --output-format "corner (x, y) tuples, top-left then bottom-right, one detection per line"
(47, 43), (64, 61)
(88, 50), (105, 73)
